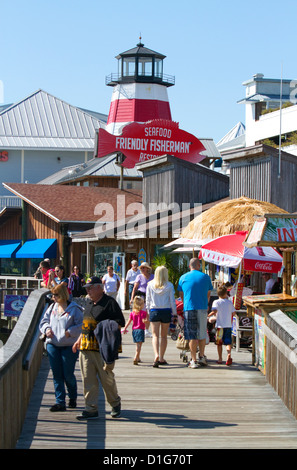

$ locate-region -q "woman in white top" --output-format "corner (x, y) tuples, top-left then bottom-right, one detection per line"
(146, 266), (177, 367)
(102, 266), (120, 300)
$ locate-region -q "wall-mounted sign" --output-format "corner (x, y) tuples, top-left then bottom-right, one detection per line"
(265, 217), (297, 243)
(97, 120), (205, 168)
(138, 248), (146, 265)
(0, 151), (8, 162)
(4, 295), (28, 317)
(246, 216), (297, 245)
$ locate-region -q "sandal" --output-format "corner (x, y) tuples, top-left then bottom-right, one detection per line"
(226, 357), (233, 366)
(158, 360), (168, 365)
(216, 360), (223, 364)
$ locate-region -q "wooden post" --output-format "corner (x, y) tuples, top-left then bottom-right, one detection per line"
(282, 251), (287, 294)
(21, 200), (27, 276)
(282, 250), (292, 295)
(287, 251), (292, 295)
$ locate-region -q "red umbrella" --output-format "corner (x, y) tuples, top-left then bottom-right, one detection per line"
(199, 231), (283, 273)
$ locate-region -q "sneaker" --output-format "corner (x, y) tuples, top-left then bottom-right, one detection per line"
(111, 403), (121, 418)
(145, 330), (152, 338)
(49, 403), (66, 412)
(188, 359), (198, 369)
(50, 403), (66, 412)
(76, 410), (99, 420)
(68, 399), (77, 408)
(198, 355), (208, 366)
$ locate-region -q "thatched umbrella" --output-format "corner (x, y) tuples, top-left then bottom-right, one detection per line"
(181, 196), (288, 240)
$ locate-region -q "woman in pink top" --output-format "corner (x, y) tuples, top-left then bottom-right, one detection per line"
(123, 296), (148, 365)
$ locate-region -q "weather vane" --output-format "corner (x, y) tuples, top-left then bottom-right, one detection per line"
(138, 33), (143, 46)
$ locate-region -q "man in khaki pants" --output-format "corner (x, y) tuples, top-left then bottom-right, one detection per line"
(73, 276), (125, 420)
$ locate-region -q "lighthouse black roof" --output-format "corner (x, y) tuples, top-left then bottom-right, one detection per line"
(107, 39), (174, 88)
(116, 41), (166, 60)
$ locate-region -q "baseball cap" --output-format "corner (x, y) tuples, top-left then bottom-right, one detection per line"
(84, 276), (102, 287)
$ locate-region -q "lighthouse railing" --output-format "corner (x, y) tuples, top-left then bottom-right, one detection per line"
(105, 73), (175, 86)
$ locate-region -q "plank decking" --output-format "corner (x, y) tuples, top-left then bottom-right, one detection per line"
(16, 318), (297, 450)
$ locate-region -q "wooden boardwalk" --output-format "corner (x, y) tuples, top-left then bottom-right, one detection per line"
(16, 316), (297, 450)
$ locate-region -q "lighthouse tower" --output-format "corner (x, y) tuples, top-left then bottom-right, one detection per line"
(105, 39), (175, 135)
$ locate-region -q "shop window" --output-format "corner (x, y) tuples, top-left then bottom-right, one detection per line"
(94, 245), (121, 278)
(0, 259), (23, 276)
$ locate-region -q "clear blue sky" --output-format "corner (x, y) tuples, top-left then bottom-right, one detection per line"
(1, 0), (296, 143)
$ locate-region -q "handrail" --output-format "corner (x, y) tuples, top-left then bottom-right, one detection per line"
(0, 288), (50, 449)
(265, 310), (297, 419)
(105, 72), (175, 86)
(23, 304), (48, 371)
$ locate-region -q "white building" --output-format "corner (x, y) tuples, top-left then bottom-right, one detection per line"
(217, 73), (297, 157)
(0, 89), (107, 207)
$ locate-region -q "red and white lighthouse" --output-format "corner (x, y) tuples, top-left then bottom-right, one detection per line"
(105, 39), (175, 135)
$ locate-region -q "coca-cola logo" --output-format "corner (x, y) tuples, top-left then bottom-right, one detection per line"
(255, 262), (272, 271)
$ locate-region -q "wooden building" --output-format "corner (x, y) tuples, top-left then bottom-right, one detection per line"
(0, 183), (142, 277)
(0, 153), (230, 311)
(138, 154), (230, 208)
(70, 154), (230, 286)
(222, 144), (297, 212)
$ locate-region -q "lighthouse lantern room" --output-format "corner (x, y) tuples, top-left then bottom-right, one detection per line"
(105, 39), (175, 135)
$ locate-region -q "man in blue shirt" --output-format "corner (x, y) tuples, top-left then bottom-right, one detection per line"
(178, 258), (213, 368)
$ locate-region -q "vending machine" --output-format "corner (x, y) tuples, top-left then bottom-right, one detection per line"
(113, 253), (126, 309)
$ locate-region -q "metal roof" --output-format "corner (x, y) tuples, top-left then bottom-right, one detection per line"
(216, 122), (246, 152)
(116, 42), (166, 59)
(199, 138), (221, 159)
(237, 93), (291, 104)
(38, 154), (142, 185)
(0, 89), (107, 150)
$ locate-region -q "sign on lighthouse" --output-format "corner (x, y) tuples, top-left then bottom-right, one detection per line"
(98, 41), (206, 168)
(97, 120), (206, 168)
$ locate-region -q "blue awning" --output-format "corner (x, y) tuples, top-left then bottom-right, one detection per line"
(15, 239), (57, 259)
(0, 240), (22, 258)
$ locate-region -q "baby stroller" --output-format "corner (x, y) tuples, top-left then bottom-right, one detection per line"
(169, 311), (179, 340)
(173, 299), (191, 363)
(170, 298), (183, 340)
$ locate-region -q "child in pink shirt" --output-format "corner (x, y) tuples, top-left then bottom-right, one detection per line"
(123, 296), (148, 365)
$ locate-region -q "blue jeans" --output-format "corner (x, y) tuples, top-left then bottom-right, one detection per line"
(46, 343), (79, 405)
(128, 284), (134, 300)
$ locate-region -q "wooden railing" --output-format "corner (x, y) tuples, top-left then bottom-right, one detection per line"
(264, 310), (297, 419)
(0, 288), (49, 449)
